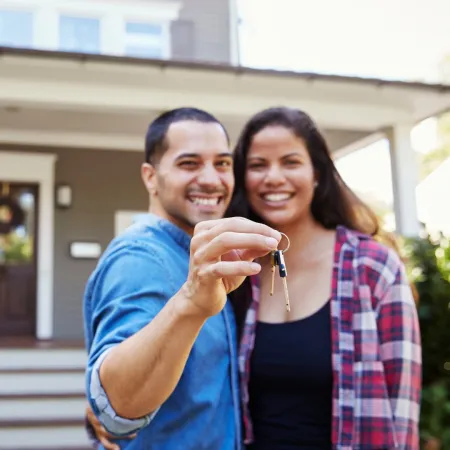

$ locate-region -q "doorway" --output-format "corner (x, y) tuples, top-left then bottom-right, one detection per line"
(0, 182), (39, 337)
(0, 151), (56, 340)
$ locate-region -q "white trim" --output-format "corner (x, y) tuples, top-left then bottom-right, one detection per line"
(0, 65), (414, 131)
(228, 0), (240, 66)
(0, 129), (143, 151)
(0, 0), (181, 20)
(0, 151), (57, 339)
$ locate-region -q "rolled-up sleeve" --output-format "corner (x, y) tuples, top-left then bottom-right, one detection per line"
(84, 241), (174, 436)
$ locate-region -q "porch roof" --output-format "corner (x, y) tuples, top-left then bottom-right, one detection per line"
(1, 46), (449, 153)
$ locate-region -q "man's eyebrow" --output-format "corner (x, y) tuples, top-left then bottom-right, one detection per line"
(174, 153), (200, 161)
(174, 152), (233, 161)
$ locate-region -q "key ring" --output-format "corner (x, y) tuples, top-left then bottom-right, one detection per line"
(278, 232), (290, 253)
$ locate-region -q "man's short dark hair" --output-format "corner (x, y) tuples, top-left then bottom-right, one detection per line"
(144, 107), (229, 164)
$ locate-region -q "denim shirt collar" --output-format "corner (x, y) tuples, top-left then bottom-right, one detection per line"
(133, 213), (192, 253)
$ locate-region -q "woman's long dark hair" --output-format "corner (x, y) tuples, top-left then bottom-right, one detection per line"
(225, 107), (381, 340)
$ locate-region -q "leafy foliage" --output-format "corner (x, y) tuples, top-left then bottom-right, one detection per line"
(404, 233), (450, 448)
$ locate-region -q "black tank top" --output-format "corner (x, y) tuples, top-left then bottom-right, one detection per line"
(248, 300), (332, 450)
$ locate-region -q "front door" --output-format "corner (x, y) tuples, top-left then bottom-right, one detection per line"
(0, 182), (38, 337)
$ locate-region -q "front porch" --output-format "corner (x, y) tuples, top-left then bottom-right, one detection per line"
(1, 46), (450, 343)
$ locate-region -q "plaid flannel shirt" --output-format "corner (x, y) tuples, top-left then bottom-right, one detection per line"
(239, 225), (422, 450)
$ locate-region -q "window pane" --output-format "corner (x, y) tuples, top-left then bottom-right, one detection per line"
(59, 15), (100, 54)
(0, 9), (33, 48)
(126, 22), (162, 36)
(124, 21), (164, 59)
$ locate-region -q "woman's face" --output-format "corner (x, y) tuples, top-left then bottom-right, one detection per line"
(245, 125), (316, 229)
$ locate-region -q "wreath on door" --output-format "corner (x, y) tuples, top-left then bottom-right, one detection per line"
(0, 196), (25, 235)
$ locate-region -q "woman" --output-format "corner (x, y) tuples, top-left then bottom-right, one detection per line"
(227, 106), (421, 450)
(88, 107), (421, 449)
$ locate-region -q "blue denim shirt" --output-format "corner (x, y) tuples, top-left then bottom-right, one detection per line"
(83, 213), (242, 450)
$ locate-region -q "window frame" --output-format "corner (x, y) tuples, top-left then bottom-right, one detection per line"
(0, 0), (179, 59)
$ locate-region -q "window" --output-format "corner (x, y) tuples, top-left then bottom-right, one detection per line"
(124, 21), (164, 58)
(0, 9), (33, 48)
(58, 15), (100, 54)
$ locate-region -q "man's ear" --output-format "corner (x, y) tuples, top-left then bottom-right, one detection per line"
(141, 163), (157, 195)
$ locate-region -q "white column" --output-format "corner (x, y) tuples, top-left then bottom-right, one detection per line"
(387, 123), (420, 237)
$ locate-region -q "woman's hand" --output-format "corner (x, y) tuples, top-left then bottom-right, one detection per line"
(86, 405), (137, 450)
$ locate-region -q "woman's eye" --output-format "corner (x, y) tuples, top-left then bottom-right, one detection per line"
(248, 164), (265, 169)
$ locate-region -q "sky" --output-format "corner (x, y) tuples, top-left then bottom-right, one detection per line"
(237, 0), (449, 229)
(238, 0), (450, 83)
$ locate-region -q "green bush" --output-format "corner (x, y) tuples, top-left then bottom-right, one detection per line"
(404, 232), (450, 449)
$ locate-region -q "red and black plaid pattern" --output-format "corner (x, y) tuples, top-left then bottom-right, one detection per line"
(239, 226), (421, 450)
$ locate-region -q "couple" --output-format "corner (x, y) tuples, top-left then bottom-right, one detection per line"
(84, 106), (421, 450)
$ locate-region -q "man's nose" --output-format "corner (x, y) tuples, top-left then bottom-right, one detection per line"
(197, 164), (221, 186)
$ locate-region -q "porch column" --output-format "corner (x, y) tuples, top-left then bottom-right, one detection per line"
(386, 123), (420, 237)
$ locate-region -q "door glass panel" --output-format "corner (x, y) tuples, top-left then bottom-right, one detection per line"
(0, 182), (36, 266)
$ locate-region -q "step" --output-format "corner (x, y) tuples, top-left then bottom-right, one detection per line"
(0, 419), (92, 449)
(0, 394), (87, 421)
(0, 370), (85, 396)
(13, 448), (92, 450)
(0, 348), (87, 371)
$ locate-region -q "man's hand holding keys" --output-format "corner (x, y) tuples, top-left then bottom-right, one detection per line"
(181, 217), (281, 317)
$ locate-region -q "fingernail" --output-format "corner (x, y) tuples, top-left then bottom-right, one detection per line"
(271, 230), (282, 240)
(265, 237), (278, 249)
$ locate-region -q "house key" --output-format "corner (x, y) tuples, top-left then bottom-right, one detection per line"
(269, 233), (291, 312)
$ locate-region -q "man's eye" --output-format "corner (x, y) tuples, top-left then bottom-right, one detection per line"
(216, 160), (232, 167)
(179, 161), (198, 167)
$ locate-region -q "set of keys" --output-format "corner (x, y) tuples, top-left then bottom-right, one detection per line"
(270, 233), (291, 312)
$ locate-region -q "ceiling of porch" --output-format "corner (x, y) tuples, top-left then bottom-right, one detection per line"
(0, 106), (371, 154)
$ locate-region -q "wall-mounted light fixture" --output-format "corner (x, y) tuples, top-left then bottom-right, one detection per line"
(55, 184), (72, 209)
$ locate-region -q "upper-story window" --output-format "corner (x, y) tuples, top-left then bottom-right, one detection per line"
(58, 15), (100, 53)
(0, 1), (179, 59)
(124, 21), (165, 58)
(0, 9), (33, 48)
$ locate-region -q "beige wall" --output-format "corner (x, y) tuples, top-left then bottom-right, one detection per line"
(0, 145), (147, 339)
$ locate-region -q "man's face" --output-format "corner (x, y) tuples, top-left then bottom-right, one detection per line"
(142, 120), (234, 235)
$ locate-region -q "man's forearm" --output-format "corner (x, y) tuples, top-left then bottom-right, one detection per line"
(98, 288), (208, 419)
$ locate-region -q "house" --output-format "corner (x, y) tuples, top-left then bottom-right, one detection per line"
(0, 0), (450, 447)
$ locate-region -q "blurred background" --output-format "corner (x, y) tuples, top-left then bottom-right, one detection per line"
(0, 0), (449, 448)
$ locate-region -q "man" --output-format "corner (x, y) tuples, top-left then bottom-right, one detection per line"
(84, 107), (281, 450)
